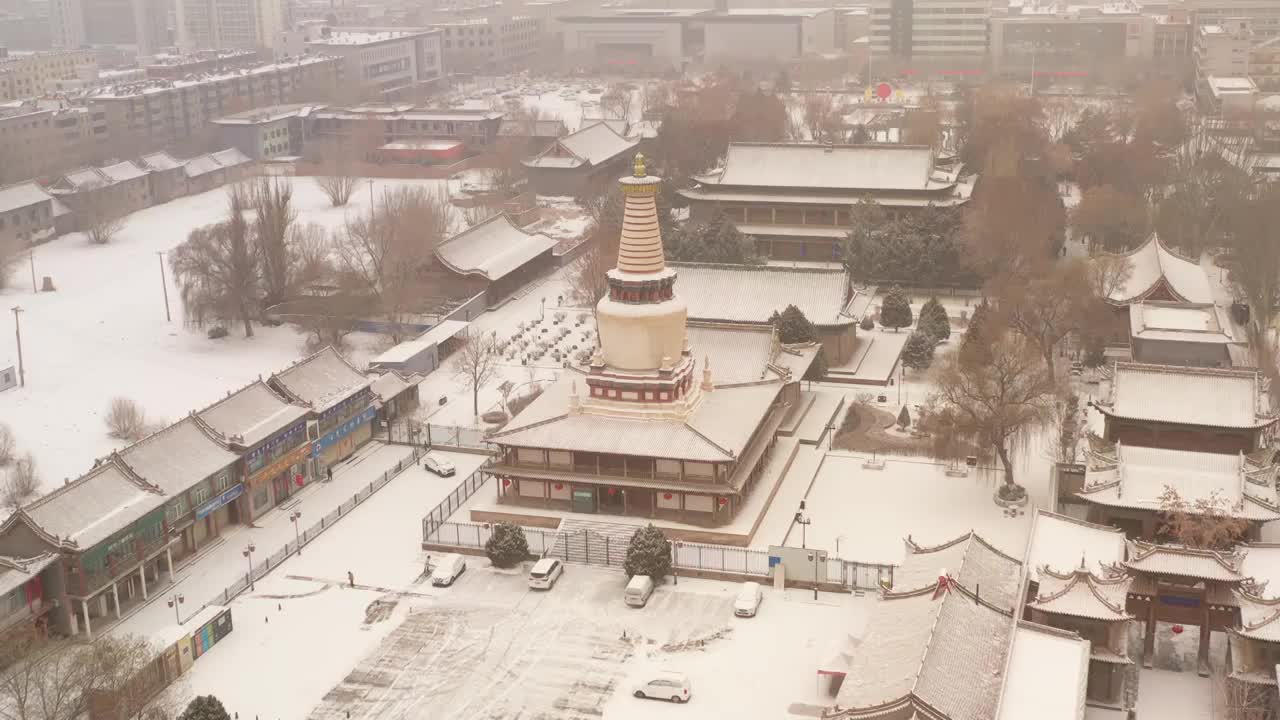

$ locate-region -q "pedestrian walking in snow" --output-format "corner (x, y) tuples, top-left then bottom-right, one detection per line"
(347, 570), (354, 588)
(327, 467), (333, 483)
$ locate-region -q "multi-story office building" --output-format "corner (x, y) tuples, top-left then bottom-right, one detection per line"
(1251, 35), (1280, 91)
(1196, 17), (1252, 78)
(989, 4), (1158, 76)
(1186, 0), (1279, 40)
(85, 55), (343, 149)
(0, 48), (97, 102)
(0, 99), (109, 184)
(176, 0), (287, 52)
(869, 0), (989, 69)
(49, 0), (168, 53)
(435, 16), (542, 70)
(304, 27), (444, 99)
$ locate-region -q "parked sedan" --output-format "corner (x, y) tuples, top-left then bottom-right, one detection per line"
(423, 454), (456, 477)
(633, 671), (692, 704)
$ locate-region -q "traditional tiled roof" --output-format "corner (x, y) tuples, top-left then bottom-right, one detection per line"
(1025, 509), (1127, 582)
(434, 213), (557, 282)
(196, 380), (310, 449)
(1078, 443), (1280, 521)
(1129, 301), (1235, 345)
(0, 552), (59, 599)
(996, 622), (1090, 720)
(896, 532), (1023, 611)
(489, 370), (783, 465)
(1097, 362), (1272, 430)
(1227, 633), (1279, 686)
(1101, 233), (1214, 305)
(1234, 592), (1280, 643)
(669, 263), (858, 327)
(832, 582), (1016, 720)
(693, 143), (947, 191)
(23, 458), (164, 550)
(1122, 540), (1246, 583)
(523, 121), (638, 169)
(369, 371), (421, 403)
(1242, 543), (1280, 599)
(269, 346), (371, 413)
(1028, 565), (1133, 621)
(117, 417), (238, 495)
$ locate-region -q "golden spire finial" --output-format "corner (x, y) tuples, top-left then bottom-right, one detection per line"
(633, 153), (646, 178)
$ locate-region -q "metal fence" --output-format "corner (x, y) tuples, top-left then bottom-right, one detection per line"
(201, 446), (424, 610)
(424, 424), (489, 450)
(422, 520), (895, 591)
(420, 470), (488, 541)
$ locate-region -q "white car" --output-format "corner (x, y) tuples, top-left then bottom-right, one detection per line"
(430, 554), (466, 587)
(633, 671), (691, 704)
(733, 581), (762, 618)
(528, 558), (563, 590)
(423, 454), (456, 477)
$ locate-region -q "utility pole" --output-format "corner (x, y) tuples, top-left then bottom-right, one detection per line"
(156, 251), (171, 322)
(11, 306), (24, 387)
(28, 251), (36, 293)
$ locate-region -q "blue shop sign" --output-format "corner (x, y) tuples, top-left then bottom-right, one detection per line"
(312, 406), (377, 457)
(195, 484), (245, 520)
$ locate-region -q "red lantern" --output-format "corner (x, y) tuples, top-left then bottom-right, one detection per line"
(718, 497), (728, 506)
(607, 487), (617, 496)
(554, 483), (563, 490)
(1172, 625), (1184, 634)
(663, 493), (673, 500)
(502, 479), (511, 487)
(294, 473), (304, 487)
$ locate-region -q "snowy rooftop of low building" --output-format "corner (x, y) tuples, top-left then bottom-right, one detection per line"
(489, 370), (783, 464)
(995, 622), (1089, 720)
(183, 154), (222, 178)
(306, 29), (435, 45)
(434, 213), (557, 282)
(314, 107), (502, 123)
(211, 147), (251, 167)
(686, 322), (818, 384)
(1123, 540), (1246, 582)
(894, 532), (1023, 611)
(498, 117), (566, 138)
(270, 346), (371, 412)
(1243, 544), (1280, 601)
(1025, 510), (1126, 583)
(380, 140), (463, 151)
(118, 417), (238, 495)
(1129, 301), (1235, 344)
(196, 381), (310, 449)
(0, 552), (59, 599)
(23, 459), (164, 549)
(88, 56), (338, 98)
(1101, 234), (1213, 305)
(0, 181), (52, 213)
(1026, 566), (1133, 621)
(99, 160), (148, 183)
(372, 320), (470, 365)
(670, 263), (861, 327)
(1099, 362), (1270, 429)
(368, 371), (420, 403)
(693, 143), (946, 192)
(834, 582), (1016, 720)
(1080, 443), (1280, 521)
(1235, 593), (1280, 643)
(212, 103), (320, 125)
(139, 151), (183, 171)
(524, 121), (638, 169)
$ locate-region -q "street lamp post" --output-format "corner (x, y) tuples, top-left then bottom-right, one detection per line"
(808, 552), (819, 600)
(11, 306), (24, 387)
(166, 593), (185, 624)
(243, 542), (257, 591)
(794, 500), (811, 550)
(290, 511), (303, 556)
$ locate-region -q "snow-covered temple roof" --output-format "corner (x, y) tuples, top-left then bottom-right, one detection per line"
(1097, 362), (1272, 430)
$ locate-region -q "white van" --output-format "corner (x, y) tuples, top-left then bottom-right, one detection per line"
(733, 581), (762, 617)
(624, 575), (655, 607)
(633, 671), (692, 703)
(528, 558), (563, 590)
(431, 553), (466, 587)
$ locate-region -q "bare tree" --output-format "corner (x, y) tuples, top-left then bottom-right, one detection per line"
(1211, 663), (1273, 720)
(803, 92), (836, 142)
(0, 632), (168, 720)
(315, 161), (356, 207)
(105, 397), (148, 440)
(602, 83), (636, 124)
(288, 222), (332, 290)
(1000, 259), (1097, 380)
(79, 182), (126, 245)
(963, 175), (1065, 280)
(2, 451), (38, 508)
(1040, 96), (1080, 142)
(929, 330), (1059, 497)
(1071, 184), (1150, 252)
(1225, 182), (1280, 343)
(568, 187), (623, 304)
(902, 100), (942, 148)
(332, 186), (452, 341)
(0, 422), (14, 466)
(252, 177), (297, 307)
(454, 327), (499, 420)
(1159, 487), (1250, 551)
(169, 188), (261, 337)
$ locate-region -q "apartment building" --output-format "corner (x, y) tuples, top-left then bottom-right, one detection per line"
(304, 28), (444, 100)
(1196, 17), (1252, 78)
(0, 181), (60, 247)
(85, 55), (343, 150)
(0, 100), (108, 184)
(144, 49), (261, 79)
(1249, 35), (1279, 90)
(436, 16), (542, 71)
(0, 48), (97, 102)
(1187, 0), (1279, 40)
(176, 0), (287, 52)
(48, 0), (85, 48)
(49, 0), (168, 53)
(989, 4), (1158, 75)
(869, 0), (989, 69)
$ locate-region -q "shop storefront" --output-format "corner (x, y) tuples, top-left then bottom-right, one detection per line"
(242, 443), (310, 523)
(312, 405), (377, 474)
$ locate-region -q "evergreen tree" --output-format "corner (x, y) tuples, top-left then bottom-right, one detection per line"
(179, 696), (231, 720)
(624, 524), (673, 579)
(919, 297), (951, 343)
(484, 522), (530, 568)
(960, 300), (993, 367)
(770, 304), (818, 344)
(879, 286), (913, 332)
(897, 405), (912, 430)
(667, 212), (761, 265)
(859, 316), (875, 332)
(901, 331), (936, 371)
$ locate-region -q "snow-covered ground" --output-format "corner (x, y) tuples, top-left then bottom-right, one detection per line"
(163, 434), (867, 720)
(0, 176), (457, 493)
